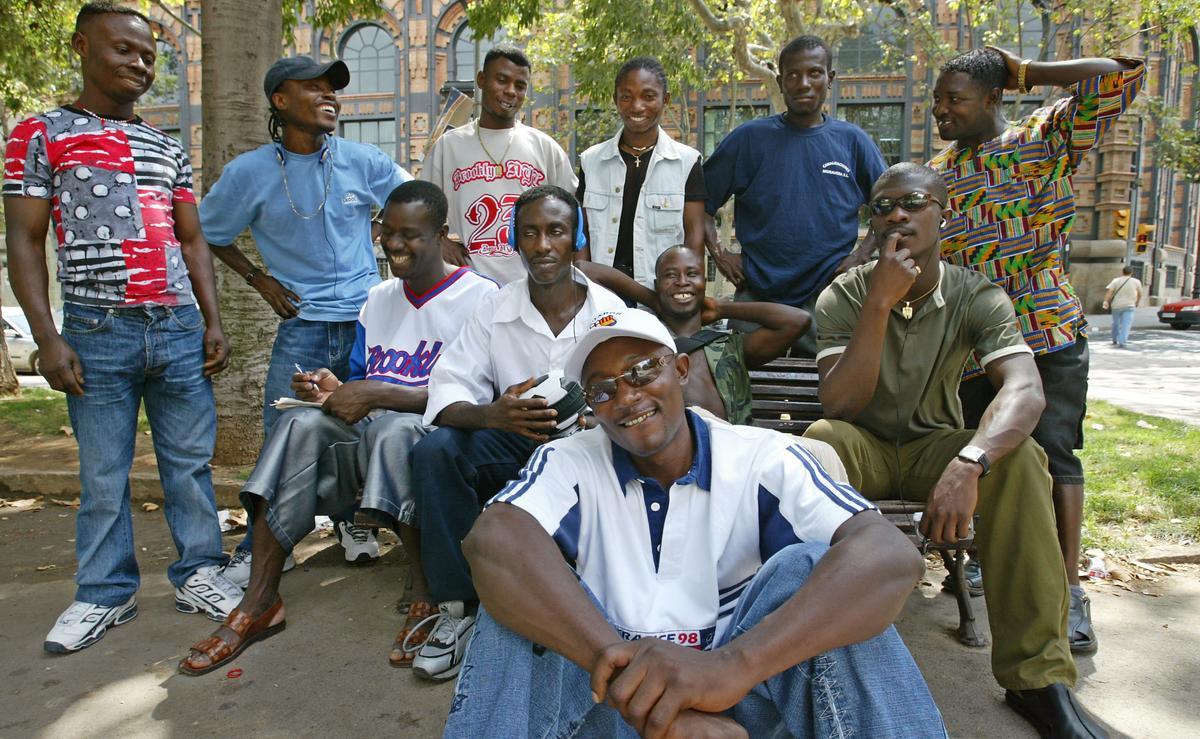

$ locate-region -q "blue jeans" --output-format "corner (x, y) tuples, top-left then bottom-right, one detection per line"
(412, 428), (540, 603)
(445, 544), (947, 738)
(240, 317), (358, 554)
(1111, 307), (1135, 346)
(62, 303), (226, 606)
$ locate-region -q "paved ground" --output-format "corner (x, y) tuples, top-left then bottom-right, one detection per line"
(1, 507), (1197, 738)
(1084, 309), (1200, 426)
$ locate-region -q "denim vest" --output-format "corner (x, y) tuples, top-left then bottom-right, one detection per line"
(579, 128), (702, 287)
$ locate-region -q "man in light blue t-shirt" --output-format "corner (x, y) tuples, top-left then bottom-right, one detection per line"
(703, 35), (885, 357)
(200, 56), (411, 574)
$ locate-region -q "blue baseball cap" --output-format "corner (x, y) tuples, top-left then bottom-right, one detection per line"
(264, 56), (350, 101)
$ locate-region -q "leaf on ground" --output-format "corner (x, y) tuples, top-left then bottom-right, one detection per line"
(142, 502), (159, 512)
(0, 498), (45, 512)
(1135, 419), (1158, 430)
(36, 564), (56, 571)
(51, 498), (80, 508)
(59, 425), (74, 436)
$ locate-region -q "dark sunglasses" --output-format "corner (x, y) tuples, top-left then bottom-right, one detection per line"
(583, 353), (674, 405)
(869, 192), (945, 217)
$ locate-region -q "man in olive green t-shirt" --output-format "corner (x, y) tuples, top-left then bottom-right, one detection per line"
(805, 163), (1104, 738)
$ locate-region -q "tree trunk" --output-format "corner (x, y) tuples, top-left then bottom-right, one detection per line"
(0, 329), (19, 398)
(200, 0), (282, 464)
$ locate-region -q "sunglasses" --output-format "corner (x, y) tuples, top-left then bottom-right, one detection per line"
(869, 192), (945, 217)
(583, 353), (674, 405)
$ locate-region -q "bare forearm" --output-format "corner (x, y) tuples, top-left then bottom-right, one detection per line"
(1027, 57), (1133, 88)
(208, 243), (257, 279)
(719, 301), (809, 368)
(464, 505), (621, 670)
(180, 238), (223, 329)
(356, 380), (427, 414)
(5, 232), (57, 341)
(683, 202), (706, 258)
(969, 379), (1041, 463)
(722, 516), (922, 684)
(575, 261), (655, 307)
(817, 302), (890, 419)
(434, 400), (491, 430)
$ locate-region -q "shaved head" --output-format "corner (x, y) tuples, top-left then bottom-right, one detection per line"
(872, 162), (948, 202)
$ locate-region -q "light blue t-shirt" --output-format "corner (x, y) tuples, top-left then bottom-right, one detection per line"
(200, 136), (411, 321)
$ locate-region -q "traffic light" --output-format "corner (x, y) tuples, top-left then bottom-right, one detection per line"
(1114, 208), (1129, 239)
(1135, 223), (1155, 253)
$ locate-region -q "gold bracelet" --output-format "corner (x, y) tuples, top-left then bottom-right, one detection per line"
(1018, 59), (1032, 94)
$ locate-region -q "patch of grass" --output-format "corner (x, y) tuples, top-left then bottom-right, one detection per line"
(1079, 400), (1200, 552)
(0, 388), (150, 436)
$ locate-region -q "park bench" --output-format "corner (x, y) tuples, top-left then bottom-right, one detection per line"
(749, 357), (986, 647)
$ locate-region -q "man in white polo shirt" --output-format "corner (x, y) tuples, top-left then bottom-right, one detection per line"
(444, 309), (946, 737)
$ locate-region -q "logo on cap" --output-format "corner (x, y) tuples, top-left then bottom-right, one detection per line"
(591, 312), (618, 328)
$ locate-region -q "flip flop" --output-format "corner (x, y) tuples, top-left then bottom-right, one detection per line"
(389, 598), (436, 668)
(178, 598), (286, 676)
(1068, 591), (1098, 654)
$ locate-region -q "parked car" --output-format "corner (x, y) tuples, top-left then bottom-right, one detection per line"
(1157, 297), (1200, 330)
(3, 313), (39, 374)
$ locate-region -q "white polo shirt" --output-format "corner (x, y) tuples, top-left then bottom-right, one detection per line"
(423, 268), (624, 424)
(490, 411), (877, 649)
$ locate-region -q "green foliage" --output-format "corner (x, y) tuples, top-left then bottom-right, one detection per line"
(282, 0), (383, 40)
(0, 1), (80, 124)
(1079, 401), (1200, 552)
(0, 389), (149, 436)
(1137, 94), (1200, 183)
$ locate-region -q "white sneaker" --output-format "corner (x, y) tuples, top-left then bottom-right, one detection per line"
(335, 520), (380, 565)
(175, 565), (244, 621)
(44, 597), (138, 654)
(222, 548), (296, 589)
(412, 601), (476, 681)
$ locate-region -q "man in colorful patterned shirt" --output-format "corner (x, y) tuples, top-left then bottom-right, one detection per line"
(3, 2), (242, 653)
(929, 46), (1145, 657)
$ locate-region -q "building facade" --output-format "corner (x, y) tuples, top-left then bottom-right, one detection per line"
(133, 0), (1198, 307)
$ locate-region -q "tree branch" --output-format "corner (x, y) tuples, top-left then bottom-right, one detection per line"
(151, 0), (202, 37)
(687, 0), (733, 34)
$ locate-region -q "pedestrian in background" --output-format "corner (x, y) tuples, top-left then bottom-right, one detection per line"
(1103, 266), (1143, 348)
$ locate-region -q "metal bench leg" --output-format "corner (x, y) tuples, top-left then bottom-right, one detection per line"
(941, 549), (987, 647)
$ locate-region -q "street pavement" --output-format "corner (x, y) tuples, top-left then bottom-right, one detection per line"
(1084, 309), (1200, 426)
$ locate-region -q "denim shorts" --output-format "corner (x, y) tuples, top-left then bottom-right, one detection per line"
(959, 338), (1088, 485)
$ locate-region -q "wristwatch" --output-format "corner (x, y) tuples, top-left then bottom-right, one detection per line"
(957, 445), (990, 476)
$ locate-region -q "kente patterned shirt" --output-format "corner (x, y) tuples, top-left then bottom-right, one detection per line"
(928, 59), (1145, 376)
(4, 105), (197, 307)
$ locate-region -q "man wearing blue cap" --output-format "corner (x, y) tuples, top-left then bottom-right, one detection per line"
(200, 56), (413, 578)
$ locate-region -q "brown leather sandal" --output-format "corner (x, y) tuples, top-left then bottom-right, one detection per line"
(178, 598), (286, 676)
(389, 598), (436, 668)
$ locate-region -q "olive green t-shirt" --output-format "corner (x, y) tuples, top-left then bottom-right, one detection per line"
(815, 262), (1032, 443)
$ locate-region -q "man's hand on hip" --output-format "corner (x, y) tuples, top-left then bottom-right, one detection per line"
(920, 458), (981, 545)
(38, 335), (85, 396)
(251, 273), (301, 318)
(590, 639), (756, 739)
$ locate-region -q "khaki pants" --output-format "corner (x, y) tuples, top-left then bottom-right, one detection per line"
(804, 419), (1076, 690)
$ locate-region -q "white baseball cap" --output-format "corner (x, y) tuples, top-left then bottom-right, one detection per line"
(564, 309), (677, 383)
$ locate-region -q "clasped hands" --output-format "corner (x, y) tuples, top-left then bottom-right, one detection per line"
(589, 638), (755, 739)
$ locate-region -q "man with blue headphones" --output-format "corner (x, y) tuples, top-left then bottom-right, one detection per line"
(403, 185), (624, 682)
(200, 56), (412, 579)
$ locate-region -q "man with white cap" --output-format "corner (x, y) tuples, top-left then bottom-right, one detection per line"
(442, 308), (947, 737)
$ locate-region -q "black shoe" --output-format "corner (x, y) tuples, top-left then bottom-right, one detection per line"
(941, 558), (984, 597)
(1005, 684), (1107, 738)
(1068, 591), (1098, 654)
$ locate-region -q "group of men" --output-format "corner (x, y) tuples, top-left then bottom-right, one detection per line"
(3, 2), (1147, 737)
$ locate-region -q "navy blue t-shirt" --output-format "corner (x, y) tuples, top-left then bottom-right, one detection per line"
(704, 115), (885, 307)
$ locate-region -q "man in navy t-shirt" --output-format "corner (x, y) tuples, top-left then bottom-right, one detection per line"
(703, 35), (886, 356)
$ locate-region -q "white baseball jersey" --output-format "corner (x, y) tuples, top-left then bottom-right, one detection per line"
(423, 120), (577, 285)
(490, 411), (877, 649)
(422, 268), (624, 425)
(348, 267), (498, 385)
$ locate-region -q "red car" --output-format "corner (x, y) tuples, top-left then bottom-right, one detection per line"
(1157, 297), (1200, 329)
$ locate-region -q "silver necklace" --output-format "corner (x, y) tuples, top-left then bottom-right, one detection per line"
(74, 103), (136, 127)
(278, 142), (334, 220)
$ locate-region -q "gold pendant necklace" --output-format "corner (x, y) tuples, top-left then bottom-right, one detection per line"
(477, 123), (514, 177)
(900, 276), (941, 319)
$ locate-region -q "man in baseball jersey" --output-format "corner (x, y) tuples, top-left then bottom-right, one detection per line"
(444, 309), (945, 737)
(406, 185), (624, 681)
(201, 55), (413, 573)
(422, 45), (576, 284)
(178, 181), (497, 675)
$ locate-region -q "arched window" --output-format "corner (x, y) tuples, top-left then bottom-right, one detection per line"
(143, 38), (183, 107)
(341, 24), (395, 95)
(450, 23), (506, 82)
(836, 6), (899, 74)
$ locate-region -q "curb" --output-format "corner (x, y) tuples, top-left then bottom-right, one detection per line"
(1138, 545), (1200, 565)
(0, 469), (243, 508)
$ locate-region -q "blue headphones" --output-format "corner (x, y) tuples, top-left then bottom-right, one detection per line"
(507, 203), (588, 251)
